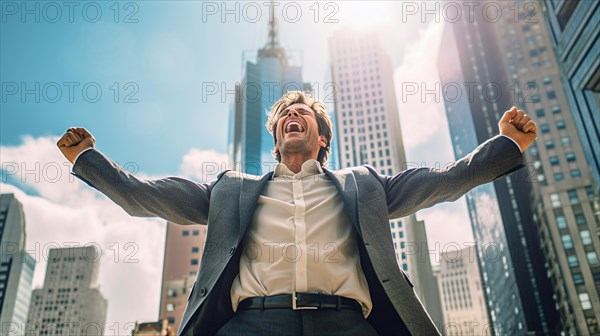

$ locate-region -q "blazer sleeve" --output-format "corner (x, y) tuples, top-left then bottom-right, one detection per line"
(372, 135), (525, 219)
(71, 148), (215, 226)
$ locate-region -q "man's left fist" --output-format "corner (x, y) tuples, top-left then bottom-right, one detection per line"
(499, 106), (537, 152)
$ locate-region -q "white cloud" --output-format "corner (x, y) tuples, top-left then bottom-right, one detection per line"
(1, 136), (228, 331)
(417, 201), (474, 265)
(1, 135), (166, 328)
(395, 21), (446, 152)
(179, 147), (228, 182)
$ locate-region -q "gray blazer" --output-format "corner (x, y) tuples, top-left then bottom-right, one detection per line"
(71, 135), (523, 336)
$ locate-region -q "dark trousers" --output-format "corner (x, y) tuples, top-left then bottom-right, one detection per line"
(215, 308), (379, 336)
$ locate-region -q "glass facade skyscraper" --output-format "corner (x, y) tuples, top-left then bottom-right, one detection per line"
(0, 193), (35, 335)
(438, 5), (560, 334)
(229, 12), (309, 174)
(539, 0), (600, 186)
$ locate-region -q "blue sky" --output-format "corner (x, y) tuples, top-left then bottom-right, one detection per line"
(1, 1), (420, 174)
(1, 0), (475, 329)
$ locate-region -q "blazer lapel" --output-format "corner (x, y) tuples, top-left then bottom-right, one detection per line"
(324, 168), (362, 236)
(238, 172), (273, 242)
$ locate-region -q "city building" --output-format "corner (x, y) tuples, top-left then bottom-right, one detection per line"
(131, 319), (174, 336)
(404, 218), (445, 332)
(329, 29), (443, 329)
(228, 6), (310, 174)
(26, 245), (107, 335)
(539, 0), (599, 185)
(438, 4), (560, 333)
(158, 223), (208, 332)
(494, 2), (600, 334)
(438, 245), (491, 336)
(0, 194), (35, 335)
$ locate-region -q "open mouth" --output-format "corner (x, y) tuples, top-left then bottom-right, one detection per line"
(285, 120), (305, 134)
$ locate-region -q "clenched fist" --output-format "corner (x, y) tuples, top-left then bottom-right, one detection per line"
(499, 107), (537, 152)
(57, 127), (95, 164)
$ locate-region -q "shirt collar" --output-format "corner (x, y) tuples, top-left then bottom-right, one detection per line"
(272, 159), (323, 180)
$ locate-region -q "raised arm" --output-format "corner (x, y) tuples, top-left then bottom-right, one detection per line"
(57, 127), (213, 225)
(378, 107), (536, 219)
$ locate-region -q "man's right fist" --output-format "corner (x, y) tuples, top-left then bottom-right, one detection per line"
(57, 127), (95, 164)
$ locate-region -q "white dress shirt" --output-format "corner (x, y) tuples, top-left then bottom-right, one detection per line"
(229, 160), (373, 317)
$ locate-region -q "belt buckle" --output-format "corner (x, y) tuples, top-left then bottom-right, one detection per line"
(292, 291), (318, 310)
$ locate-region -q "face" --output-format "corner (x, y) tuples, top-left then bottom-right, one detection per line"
(274, 103), (327, 160)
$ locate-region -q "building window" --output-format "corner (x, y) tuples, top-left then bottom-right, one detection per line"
(556, 215), (567, 229)
(541, 124), (550, 133)
(552, 105), (561, 114)
(536, 108), (545, 117)
(562, 234), (573, 249)
(192, 247), (199, 253)
(573, 273), (584, 285)
(579, 293), (592, 310)
(167, 317), (175, 324)
(166, 303), (175, 312)
(556, 120), (566, 129)
(167, 289), (177, 297)
(554, 173), (564, 182)
(575, 214), (587, 225)
(550, 156), (560, 166)
(193, 230), (199, 236)
(587, 252), (599, 265)
(543, 76), (552, 84)
(580, 230), (592, 245)
(561, 136), (571, 146)
(568, 254), (579, 267)
(545, 140), (555, 149)
(550, 193), (561, 208)
(547, 91), (557, 99)
(568, 190), (580, 204)
(191, 259), (199, 266)
(556, 0), (578, 29)
(182, 230), (189, 236)
(586, 186), (596, 199)
(571, 169), (581, 178)
(566, 152), (576, 162)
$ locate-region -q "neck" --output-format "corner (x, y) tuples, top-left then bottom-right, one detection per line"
(280, 154), (317, 173)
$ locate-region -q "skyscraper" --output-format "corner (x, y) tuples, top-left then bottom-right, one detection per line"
(26, 245), (107, 335)
(539, 0), (600, 185)
(328, 28), (408, 264)
(158, 223), (208, 332)
(328, 29), (443, 328)
(405, 218), (445, 332)
(0, 194), (35, 335)
(229, 6), (310, 174)
(131, 319), (174, 336)
(438, 245), (490, 336)
(493, 2), (600, 334)
(438, 4), (559, 333)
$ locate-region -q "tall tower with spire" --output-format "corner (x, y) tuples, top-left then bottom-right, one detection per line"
(228, 4), (310, 173)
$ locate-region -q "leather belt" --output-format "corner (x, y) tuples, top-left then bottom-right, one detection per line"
(238, 292), (362, 312)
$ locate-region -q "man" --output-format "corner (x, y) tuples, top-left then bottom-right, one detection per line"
(58, 91), (536, 335)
